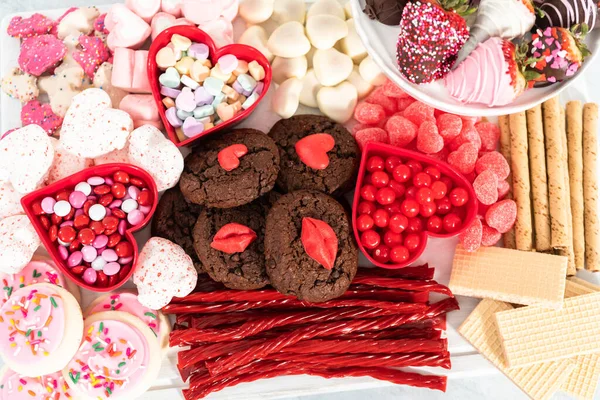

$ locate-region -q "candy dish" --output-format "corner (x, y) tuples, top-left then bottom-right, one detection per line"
(351, 0), (600, 116)
(352, 143), (477, 269)
(20, 164), (158, 292)
(148, 25), (272, 147)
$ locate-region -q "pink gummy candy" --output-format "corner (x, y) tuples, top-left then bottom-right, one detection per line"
(385, 115), (417, 147)
(497, 179), (510, 199)
(354, 128), (389, 151)
(354, 102), (386, 125)
(475, 151), (510, 180)
(481, 222), (502, 246)
(475, 122), (501, 152)
(473, 170), (499, 205)
(449, 123), (482, 152)
(436, 114), (462, 144)
(459, 218), (482, 252)
(396, 97), (416, 112)
(382, 79), (410, 99)
(485, 199), (517, 233)
(416, 120), (443, 154)
(447, 143), (478, 175)
(403, 101), (435, 126)
(365, 87), (397, 115)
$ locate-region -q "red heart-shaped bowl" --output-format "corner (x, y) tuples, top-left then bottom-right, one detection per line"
(20, 164), (158, 292)
(148, 26), (272, 147)
(352, 143), (477, 269)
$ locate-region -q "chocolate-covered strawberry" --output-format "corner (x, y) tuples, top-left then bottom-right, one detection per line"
(363, 0), (409, 25)
(396, 0), (475, 84)
(526, 25), (591, 87)
(454, 0), (536, 65)
(536, 0), (599, 30)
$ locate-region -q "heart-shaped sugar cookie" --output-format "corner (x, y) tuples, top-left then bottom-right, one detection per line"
(306, 15), (348, 50)
(267, 21), (311, 58)
(313, 48), (353, 87)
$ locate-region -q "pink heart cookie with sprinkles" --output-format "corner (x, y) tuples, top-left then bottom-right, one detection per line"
(73, 35), (110, 79)
(0, 368), (74, 399)
(18, 35), (67, 77)
(94, 13), (109, 34)
(21, 100), (63, 135)
(7, 13), (56, 38)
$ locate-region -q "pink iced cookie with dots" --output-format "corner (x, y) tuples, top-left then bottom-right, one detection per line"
(0, 124), (54, 194)
(63, 311), (161, 400)
(73, 35), (110, 79)
(150, 12), (194, 40)
(20, 100), (63, 135)
(127, 125), (184, 192)
(47, 138), (93, 185)
(18, 35), (66, 77)
(0, 216), (41, 275)
(59, 88), (133, 159)
(0, 366), (74, 399)
(0, 182), (24, 221)
(182, 0), (223, 24)
(85, 290), (171, 351)
(125, 0), (161, 22)
(7, 14), (56, 38)
(111, 48), (152, 93)
(198, 17), (234, 48)
(105, 4), (152, 51)
(133, 237), (197, 309)
(0, 283), (83, 377)
(94, 13), (109, 34)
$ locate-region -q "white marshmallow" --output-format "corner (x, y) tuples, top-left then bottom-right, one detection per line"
(317, 82), (358, 124)
(272, 56), (308, 85)
(313, 48), (353, 87)
(272, 78), (302, 119)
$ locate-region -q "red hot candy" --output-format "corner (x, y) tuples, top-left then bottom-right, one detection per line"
(301, 217), (338, 270)
(211, 223), (257, 254)
(295, 133), (335, 170)
(218, 144), (249, 172)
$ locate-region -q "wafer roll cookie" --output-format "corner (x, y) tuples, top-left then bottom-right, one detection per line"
(566, 101), (585, 270)
(583, 103), (600, 271)
(450, 246), (567, 308)
(499, 115), (516, 249)
(526, 105), (552, 252)
(459, 299), (575, 400)
(509, 112), (533, 251)
(543, 97), (570, 249)
(559, 107), (576, 275)
(495, 292), (600, 367)
(567, 276), (600, 291)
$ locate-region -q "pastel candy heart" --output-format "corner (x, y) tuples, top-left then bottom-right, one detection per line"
(218, 54), (238, 75)
(239, 25), (273, 62)
(171, 33), (192, 51)
(341, 18), (368, 63)
(307, 0), (345, 19)
(193, 104), (214, 118)
(182, 0), (222, 24)
(161, 86), (181, 98)
(216, 103), (235, 121)
(188, 43), (209, 59)
(156, 47), (177, 70)
(195, 86), (214, 105)
(181, 75), (199, 89)
(127, 125), (184, 191)
(21, 100), (63, 135)
(306, 15), (348, 50)
(0, 182), (24, 220)
(299, 69), (322, 108)
(198, 17), (234, 48)
(272, 77), (302, 119)
(272, 56), (307, 85)
(18, 35), (67, 76)
(182, 116), (205, 137)
(210, 64), (232, 82)
(0, 125), (54, 194)
(162, 0), (183, 16)
(60, 88), (134, 158)
(177, 109), (193, 119)
(159, 67), (181, 88)
(272, 0), (306, 23)
(237, 74), (257, 92)
(175, 57), (195, 75)
(218, 144), (248, 171)
(267, 21), (311, 58)
(105, 4), (151, 51)
(346, 66), (373, 99)
(295, 133), (335, 170)
(359, 56), (386, 86)
(166, 107), (183, 127)
(125, 0), (161, 22)
(0, 215), (42, 274)
(317, 81), (358, 123)
(239, 0), (274, 24)
(176, 87), (197, 112)
(313, 48), (353, 87)
(204, 77), (225, 96)
(242, 92), (260, 109)
(47, 137), (93, 184)
(191, 61), (210, 82)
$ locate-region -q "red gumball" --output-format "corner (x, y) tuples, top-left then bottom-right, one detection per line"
(361, 230), (381, 249)
(376, 187), (396, 205)
(435, 197), (452, 215)
(443, 213), (463, 233)
(416, 187), (433, 205)
(366, 156), (385, 172)
(413, 172), (432, 188)
(372, 244), (391, 263)
(388, 180), (406, 197)
(430, 181), (448, 200)
(424, 166), (441, 180)
(361, 185), (377, 202)
(440, 176), (454, 191)
(392, 164), (411, 183)
(373, 209), (390, 228)
(420, 202), (437, 218)
(405, 159), (423, 174)
(401, 199), (420, 218)
(407, 217), (423, 233)
(450, 187), (469, 207)
(404, 233), (421, 252)
(356, 214), (374, 231)
(390, 246), (410, 263)
(427, 215), (443, 233)
(385, 156), (402, 173)
(405, 186), (418, 198)
(371, 171), (390, 188)
(389, 214), (409, 233)
(384, 201), (403, 214)
(383, 230), (403, 246)
(357, 201), (377, 215)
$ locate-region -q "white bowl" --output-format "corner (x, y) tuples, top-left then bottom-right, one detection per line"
(351, 0), (600, 117)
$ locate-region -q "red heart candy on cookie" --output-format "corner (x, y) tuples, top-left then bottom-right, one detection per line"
(301, 217), (338, 270)
(211, 222), (257, 254)
(218, 144), (248, 171)
(295, 133), (335, 170)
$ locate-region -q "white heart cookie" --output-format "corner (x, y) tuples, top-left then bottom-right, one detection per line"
(57, 6), (100, 39)
(0, 125), (54, 194)
(239, 0), (274, 24)
(0, 215), (41, 274)
(307, 0), (345, 20)
(346, 66), (373, 99)
(340, 18), (367, 63)
(299, 69), (322, 108)
(313, 48), (353, 87)
(359, 56), (386, 86)
(0, 182), (24, 220)
(47, 138), (93, 185)
(272, 56), (307, 85)
(133, 237), (197, 309)
(239, 25), (273, 62)
(317, 82), (357, 123)
(267, 21), (310, 58)
(306, 15), (348, 50)
(272, 77), (302, 119)
(272, 0), (305, 23)
(127, 125), (184, 192)
(60, 88), (133, 158)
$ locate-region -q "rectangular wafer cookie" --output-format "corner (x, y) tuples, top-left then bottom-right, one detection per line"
(495, 292), (600, 367)
(568, 276), (600, 292)
(459, 299), (575, 400)
(450, 246), (567, 308)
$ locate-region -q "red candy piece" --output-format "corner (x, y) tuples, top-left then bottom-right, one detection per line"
(473, 170), (499, 205)
(78, 228), (96, 245)
(427, 215), (443, 233)
(475, 151), (510, 180)
(18, 35), (66, 76)
(211, 222), (257, 254)
(475, 122), (500, 152)
(371, 244), (391, 263)
(138, 190), (152, 206)
(389, 213), (408, 233)
(21, 100), (63, 135)
(115, 241), (133, 258)
(371, 171), (389, 188)
(356, 214), (374, 231)
(74, 215), (90, 229)
(357, 201), (376, 215)
(354, 102), (386, 124)
(481, 223), (502, 246)
(300, 217), (338, 270)
(449, 187), (469, 207)
(108, 233), (121, 248)
(360, 184), (377, 202)
(354, 128), (389, 151)
(436, 114), (462, 144)
(366, 156), (384, 172)
(364, 87), (397, 114)
(57, 226), (76, 243)
(217, 143), (249, 171)
(431, 181), (447, 199)
(8, 14), (56, 38)
(295, 134), (335, 170)
(404, 233), (421, 252)
(497, 179), (510, 199)
(73, 35), (110, 79)
(416, 121), (444, 154)
(385, 115), (417, 147)
(396, 97), (416, 112)
(459, 218), (482, 252)
(130, 177), (145, 187)
(447, 143), (478, 174)
(403, 101), (435, 126)
(401, 199), (420, 218)
(390, 246), (410, 263)
(372, 209), (389, 228)
(111, 183), (126, 199)
(443, 213), (462, 233)
(382, 79), (410, 98)
(351, 123), (372, 136)
(383, 230), (403, 246)
(376, 187), (396, 205)
(360, 230), (381, 249)
(113, 171), (130, 184)
(485, 199), (517, 234)
(449, 123), (482, 152)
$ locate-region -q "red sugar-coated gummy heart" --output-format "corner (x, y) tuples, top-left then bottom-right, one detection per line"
(8, 14), (56, 38)
(447, 143), (478, 175)
(459, 218), (482, 252)
(301, 217), (338, 270)
(382, 79), (410, 98)
(485, 199), (517, 233)
(473, 170), (498, 205)
(210, 222), (257, 254)
(364, 87), (397, 114)
(436, 114), (462, 144)
(475, 122), (501, 152)
(403, 101), (435, 126)
(396, 97), (416, 112)
(73, 35), (110, 79)
(354, 102), (386, 124)
(429, 147), (449, 163)
(218, 144), (249, 171)
(497, 179), (510, 199)
(354, 128), (389, 151)
(449, 124), (482, 152)
(475, 151), (510, 180)
(416, 121), (444, 154)
(352, 123), (373, 136)
(18, 34), (66, 76)
(385, 115), (417, 147)
(21, 100), (63, 135)
(481, 222), (502, 246)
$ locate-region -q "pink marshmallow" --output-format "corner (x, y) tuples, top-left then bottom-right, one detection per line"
(151, 12), (193, 41)
(132, 50), (152, 93)
(105, 4), (151, 51)
(111, 48), (152, 93)
(198, 17), (234, 48)
(182, 0), (222, 24)
(119, 94), (160, 122)
(220, 0), (239, 22)
(134, 120), (164, 130)
(125, 0), (161, 23)
(161, 0), (183, 17)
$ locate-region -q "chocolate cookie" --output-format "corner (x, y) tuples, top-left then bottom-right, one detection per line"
(179, 129), (280, 208)
(264, 190), (358, 302)
(193, 196), (274, 290)
(151, 187), (204, 273)
(268, 115), (358, 196)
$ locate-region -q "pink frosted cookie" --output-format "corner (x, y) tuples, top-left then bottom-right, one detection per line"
(18, 35), (66, 77)
(7, 14), (56, 38)
(46, 138), (93, 185)
(63, 311), (161, 399)
(94, 13), (109, 34)
(0, 182), (23, 221)
(0, 283), (83, 377)
(0, 124), (54, 194)
(85, 290), (170, 351)
(127, 125), (184, 192)
(133, 237), (197, 309)
(0, 216), (41, 275)
(0, 366), (73, 399)
(0, 68), (38, 104)
(59, 88), (133, 158)
(0, 258), (81, 306)
(73, 35), (110, 79)
(20, 100), (63, 135)
(105, 4), (152, 51)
